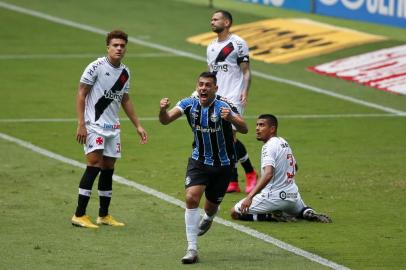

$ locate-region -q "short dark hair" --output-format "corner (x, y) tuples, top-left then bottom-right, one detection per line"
(199, 71), (217, 85)
(214, 10), (233, 26)
(258, 114), (278, 129)
(106, 30), (128, 45)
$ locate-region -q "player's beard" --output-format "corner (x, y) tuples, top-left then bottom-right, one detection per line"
(212, 26), (225, 33)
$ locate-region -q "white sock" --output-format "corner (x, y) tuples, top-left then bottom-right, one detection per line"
(185, 208), (200, 251)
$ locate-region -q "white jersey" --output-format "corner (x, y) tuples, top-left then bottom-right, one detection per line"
(207, 34), (249, 107)
(261, 136), (299, 200)
(80, 56), (130, 136)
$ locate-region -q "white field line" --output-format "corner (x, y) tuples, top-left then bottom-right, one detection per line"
(0, 113), (403, 124)
(0, 131), (350, 270)
(0, 1), (405, 116)
(0, 53), (176, 60)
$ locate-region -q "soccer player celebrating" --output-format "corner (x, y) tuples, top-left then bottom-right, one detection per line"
(71, 30), (148, 228)
(207, 10), (257, 193)
(230, 114), (331, 223)
(159, 72), (248, 264)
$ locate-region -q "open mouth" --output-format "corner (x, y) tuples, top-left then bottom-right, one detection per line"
(200, 93), (208, 98)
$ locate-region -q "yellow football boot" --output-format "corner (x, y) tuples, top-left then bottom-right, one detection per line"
(96, 214), (125, 227)
(71, 215), (99, 228)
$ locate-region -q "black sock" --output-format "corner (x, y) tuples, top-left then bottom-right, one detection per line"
(238, 213), (273, 221)
(235, 139), (254, 173)
(98, 169), (114, 217)
(230, 166), (238, 183)
(75, 166), (101, 217)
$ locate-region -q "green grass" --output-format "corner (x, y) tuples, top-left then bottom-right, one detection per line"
(1, 0), (406, 269)
(1, 140), (331, 270)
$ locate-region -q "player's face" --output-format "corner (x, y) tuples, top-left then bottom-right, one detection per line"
(211, 13), (228, 33)
(197, 77), (218, 106)
(107, 38), (127, 64)
(256, 119), (273, 142)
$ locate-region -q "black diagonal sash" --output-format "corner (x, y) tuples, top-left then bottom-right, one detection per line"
(94, 68), (129, 121)
(215, 42), (234, 64)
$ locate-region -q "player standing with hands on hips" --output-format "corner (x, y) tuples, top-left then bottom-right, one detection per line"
(159, 72), (248, 264)
(71, 30), (148, 229)
(207, 10), (257, 193)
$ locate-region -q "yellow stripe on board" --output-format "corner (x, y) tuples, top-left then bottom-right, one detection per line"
(187, 18), (386, 64)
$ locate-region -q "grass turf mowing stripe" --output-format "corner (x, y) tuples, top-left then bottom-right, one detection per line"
(0, 1), (404, 116)
(0, 131), (351, 270)
(0, 113), (403, 123)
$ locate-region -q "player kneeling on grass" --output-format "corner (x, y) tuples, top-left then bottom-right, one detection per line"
(230, 114), (331, 223)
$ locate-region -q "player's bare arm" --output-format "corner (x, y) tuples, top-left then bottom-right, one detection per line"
(75, 82), (92, 144)
(220, 107), (248, 134)
(121, 93), (148, 144)
(240, 165), (273, 213)
(159, 98), (183, 125)
(239, 62), (251, 106)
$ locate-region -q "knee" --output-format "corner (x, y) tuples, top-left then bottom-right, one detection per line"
(86, 151), (104, 167)
(185, 193), (200, 208)
(230, 207), (240, 220)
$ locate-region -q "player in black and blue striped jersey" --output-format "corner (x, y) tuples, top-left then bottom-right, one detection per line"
(159, 71), (247, 264)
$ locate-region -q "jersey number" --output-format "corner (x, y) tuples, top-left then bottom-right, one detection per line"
(286, 154), (296, 182)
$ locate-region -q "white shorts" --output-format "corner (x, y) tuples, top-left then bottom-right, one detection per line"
(234, 104), (244, 116)
(234, 191), (306, 217)
(84, 130), (121, 158)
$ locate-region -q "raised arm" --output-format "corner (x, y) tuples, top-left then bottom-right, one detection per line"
(159, 98), (183, 125)
(220, 107), (248, 134)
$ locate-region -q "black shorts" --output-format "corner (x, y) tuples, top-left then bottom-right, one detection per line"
(185, 158), (232, 204)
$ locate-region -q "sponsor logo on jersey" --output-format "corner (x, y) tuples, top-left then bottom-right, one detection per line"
(212, 63), (228, 72)
(103, 123), (121, 129)
(103, 89), (123, 102)
(279, 191), (298, 200)
(194, 124), (221, 133)
(94, 68), (129, 121)
(87, 59), (104, 76)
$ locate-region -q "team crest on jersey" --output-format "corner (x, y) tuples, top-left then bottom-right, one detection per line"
(191, 112), (199, 120)
(96, 137), (104, 145)
(210, 113), (219, 123)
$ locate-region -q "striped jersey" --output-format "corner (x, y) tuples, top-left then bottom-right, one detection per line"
(207, 34), (249, 107)
(80, 56), (130, 135)
(176, 95), (239, 166)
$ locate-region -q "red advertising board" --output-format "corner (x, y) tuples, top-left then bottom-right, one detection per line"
(309, 45), (406, 95)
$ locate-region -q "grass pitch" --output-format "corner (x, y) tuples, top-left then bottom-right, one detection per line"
(0, 0), (405, 269)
